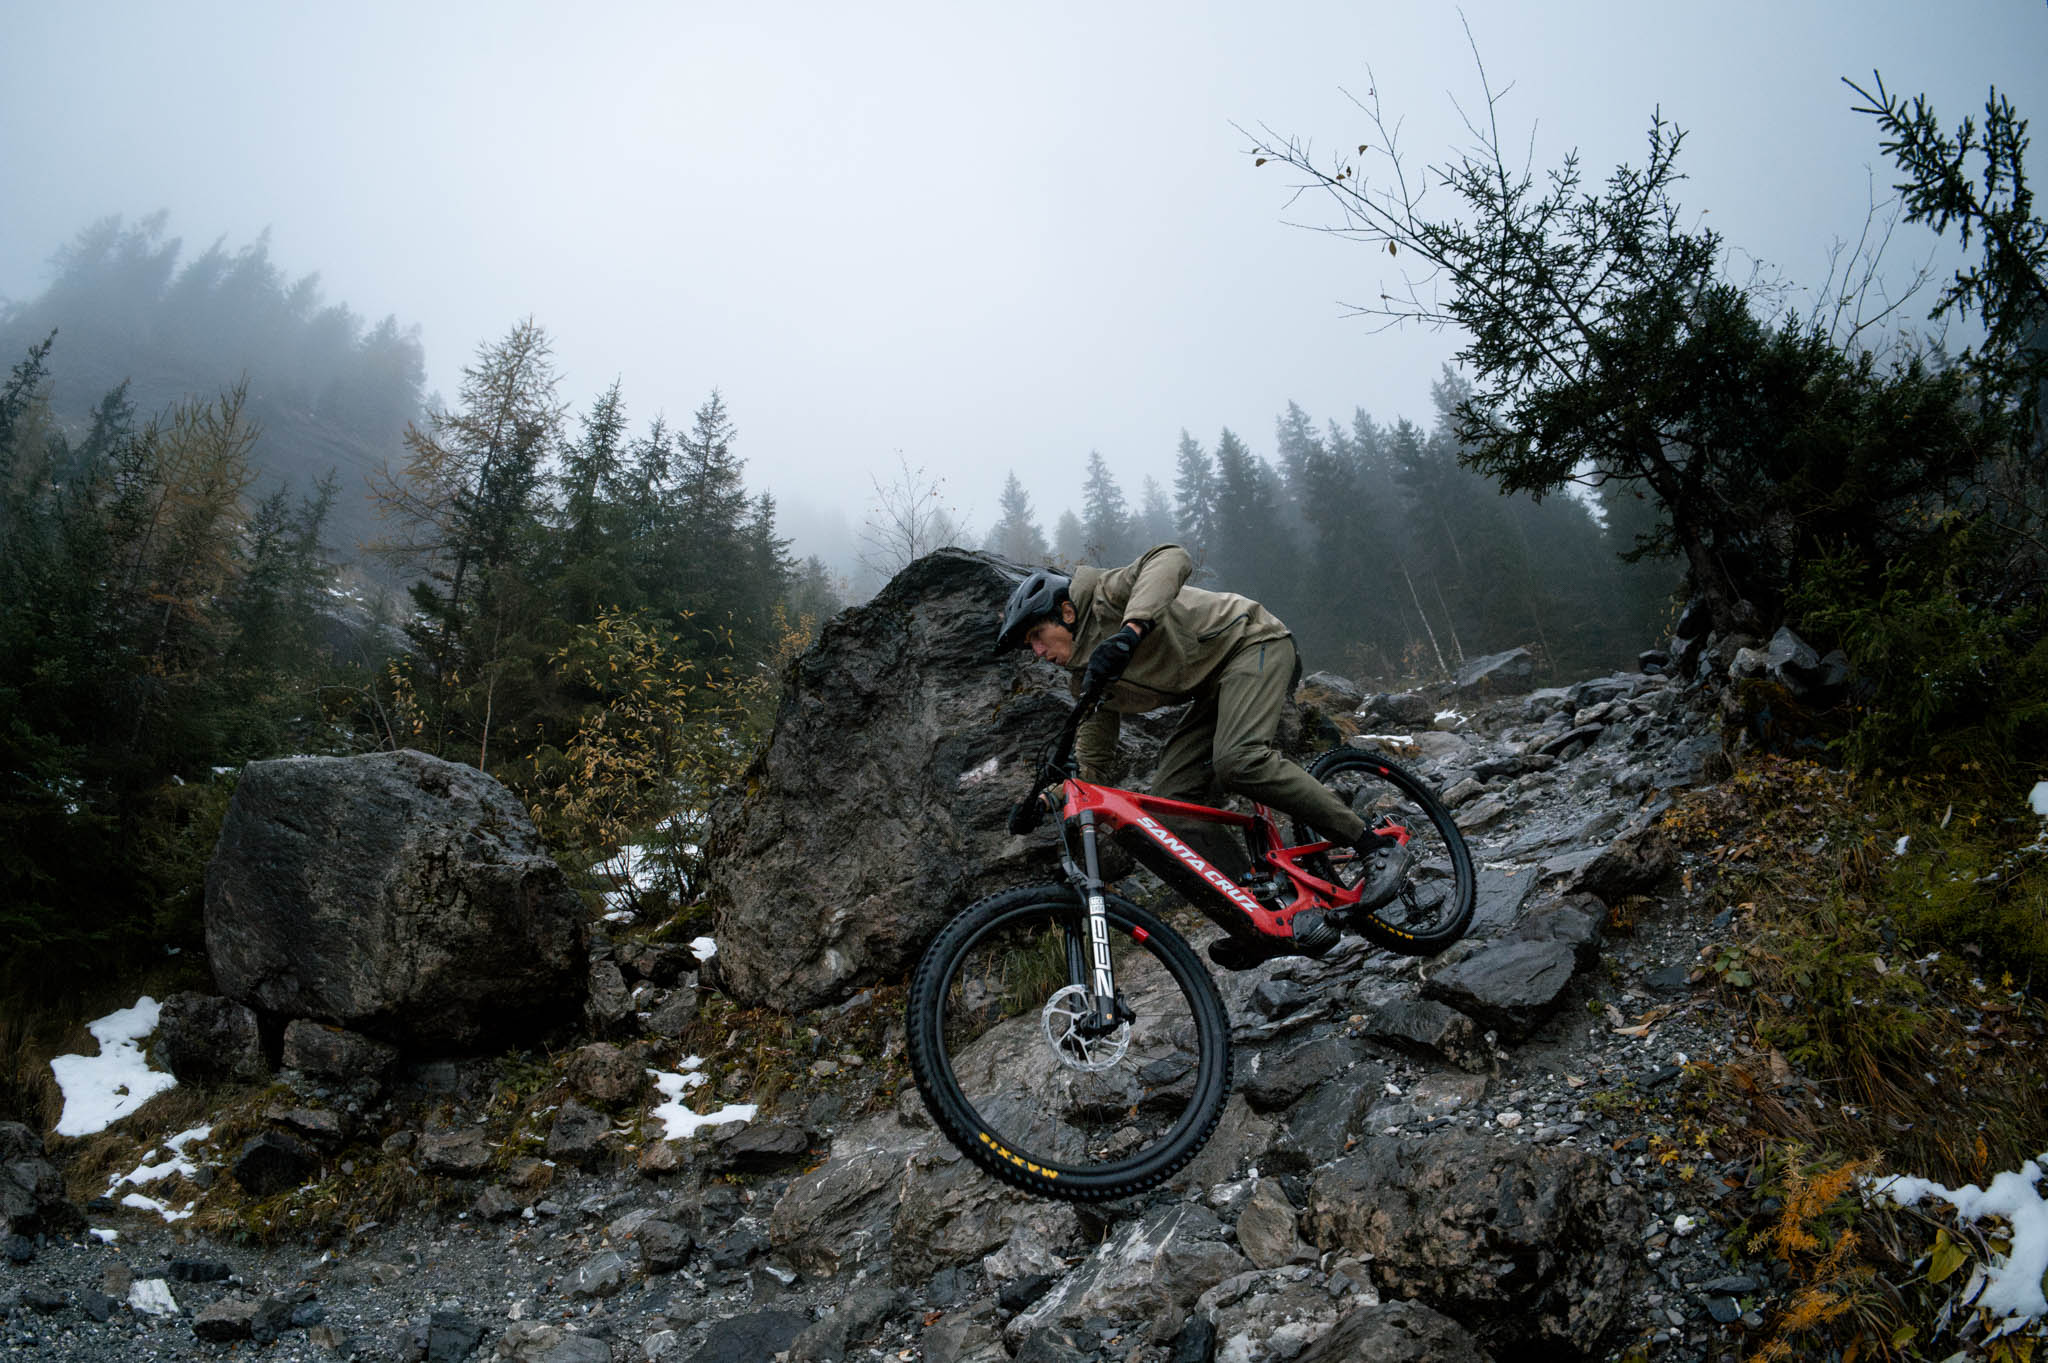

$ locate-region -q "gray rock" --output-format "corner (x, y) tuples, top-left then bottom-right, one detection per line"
(1295, 1300), (1495, 1362)
(422, 1310), (484, 1362)
(890, 1142), (1083, 1285)
(281, 1019), (398, 1092)
(786, 1285), (898, 1363)
(617, 941), (694, 986)
(205, 748), (586, 1048)
(707, 549), (1129, 1010)
(1454, 795), (1509, 832)
(154, 993), (268, 1085)
(1453, 647), (1537, 695)
(1566, 810), (1678, 899)
(1006, 1203), (1251, 1345)
(546, 1099), (610, 1164)
(1499, 894), (1605, 970)
(192, 1296), (259, 1341)
(2, 1141), (82, 1238)
(269, 1104), (348, 1149)
(645, 985), (700, 1038)
(1361, 691), (1437, 727)
(1196, 1269), (1345, 1361)
(1166, 1096), (1277, 1195)
(233, 1129), (320, 1196)
(565, 1042), (647, 1103)
(1468, 863), (1540, 937)
(585, 960), (632, 1035)
(472, 1185), (523, 1221)
(683, 1308), (809, 1363)
(770, 1114), (927, 1276)
(1240, 1033), (1362, 1111)
(495, 1323), (613, 1363)
(1274, 1068), (1382, 1166)
(1360, 999), (1490, 1073)
(1301, 670), (1365, 706)
(567, 1249), (627, 1299)
(417, 1128), (492, 1177)
(1537, 723), (1605, 759)
(920, 1301), (1006, 1363)
(1235, 1179), (1313, 1268)
(637, 1218), (694, 1273)
(716, 1121), (810, 1173)
(1421, 937), (1580, 1043)
(1304, 1132), (1642, 1358)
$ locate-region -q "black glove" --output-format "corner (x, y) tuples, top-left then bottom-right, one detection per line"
(1083, 624), (1145, 691)
(1008, 797), (1044, 835)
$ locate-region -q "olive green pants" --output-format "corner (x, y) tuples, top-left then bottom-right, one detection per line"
(1148, 637), (1366, 841)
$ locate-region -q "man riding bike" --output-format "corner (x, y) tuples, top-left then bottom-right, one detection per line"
(995, 542), (1411, 966)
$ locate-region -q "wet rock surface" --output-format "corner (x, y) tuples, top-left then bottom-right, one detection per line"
(21, 573), (1790, 1363)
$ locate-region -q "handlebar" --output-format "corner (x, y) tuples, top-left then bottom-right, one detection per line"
(1016, 675), (1107, 827)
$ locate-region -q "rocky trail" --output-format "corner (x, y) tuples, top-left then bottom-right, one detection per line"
(3, 552), (1820, 1363)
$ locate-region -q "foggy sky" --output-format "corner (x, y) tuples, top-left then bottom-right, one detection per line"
(4, 1), (2044, 572)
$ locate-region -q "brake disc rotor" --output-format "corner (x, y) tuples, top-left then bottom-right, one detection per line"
(1041, 984), (1131, 1072)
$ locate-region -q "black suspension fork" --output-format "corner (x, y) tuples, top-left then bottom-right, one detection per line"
(1060, 809), (1129, 1034)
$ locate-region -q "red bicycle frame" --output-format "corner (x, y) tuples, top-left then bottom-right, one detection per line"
(1057, 777), (1401, 945)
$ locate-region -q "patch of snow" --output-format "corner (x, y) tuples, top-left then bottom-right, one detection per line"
(49, 998), (177, 1137)
(689, 936), (718, 961)
(646, 1068), (754, 1141)
(2030, 781), (2048, 818)
(107, 1123), (212, 1193)
(1867, 1150), (2048, 1321)
(1894, 835), (1911, 856)
(89, 1228), (118, 1244)
(120, 1191), (194, 1222)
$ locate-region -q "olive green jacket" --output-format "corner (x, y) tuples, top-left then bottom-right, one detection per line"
(1064, 543), (1290, 778)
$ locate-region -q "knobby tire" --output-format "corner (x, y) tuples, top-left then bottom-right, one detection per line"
(906, 884), (1231, 1201)
(1299, 747), (1476, 954)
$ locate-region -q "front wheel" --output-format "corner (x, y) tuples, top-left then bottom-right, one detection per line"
(1297, 748), (1476, 955)
(905, 884), (1231, 1201)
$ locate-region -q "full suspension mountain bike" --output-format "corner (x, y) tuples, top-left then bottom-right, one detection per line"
(905, 681), (1476, 1201)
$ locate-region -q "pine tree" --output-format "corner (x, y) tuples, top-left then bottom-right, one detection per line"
(371, 318), (564, 763)
(1137, 476), (1176, 547)
(985, 470), (1050, 563)
(1052, 509), (1086, 566)
(1172, 430), (1216, 567)
(555, 380), (632, 625)
(1208, 428), (1291, 608)
(1080, 451), (1133, 562)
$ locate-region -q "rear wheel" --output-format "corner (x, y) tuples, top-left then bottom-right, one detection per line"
(905, 884), (1231, 1201)
(1296, 749), (1476, 954)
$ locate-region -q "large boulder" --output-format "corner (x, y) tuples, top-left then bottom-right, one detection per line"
(1303, 1132), (1643, 1360)
(705, 549), (1075, 1010)
(204, 749), (586, 1049)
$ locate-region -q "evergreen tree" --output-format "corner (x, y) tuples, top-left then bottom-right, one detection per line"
(1137, 476), (1176, 548)
(1052, 509), (1086, 565)
(555, 380), (632, 625)
(1172, 430), (1216, 568)
(372, 318), (564, 763)
(1079, 451), (1132, 562)
(1208, 428), (1291, 609)
(985, 470), (1050, 563)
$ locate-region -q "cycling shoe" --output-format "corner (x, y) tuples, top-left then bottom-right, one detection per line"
(1351, 838), (1415, 912)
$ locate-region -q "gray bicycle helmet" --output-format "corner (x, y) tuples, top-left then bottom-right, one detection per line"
(995, 568), (1072, 652)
